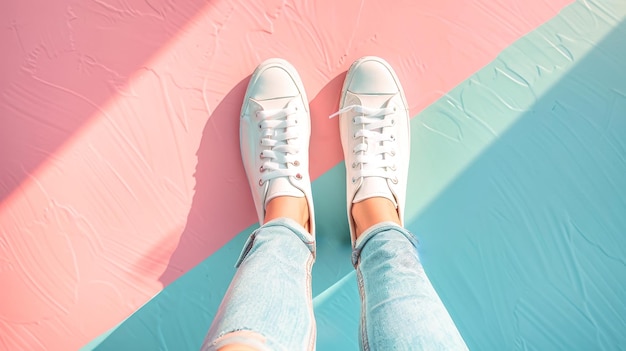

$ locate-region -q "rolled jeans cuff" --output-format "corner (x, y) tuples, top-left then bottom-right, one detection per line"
(351, 221), (418, 267)
(236, 217), (316, 268)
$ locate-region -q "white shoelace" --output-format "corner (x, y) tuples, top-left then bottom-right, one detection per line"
(258, 105), (302, 185)
(330, 105), (398, 183)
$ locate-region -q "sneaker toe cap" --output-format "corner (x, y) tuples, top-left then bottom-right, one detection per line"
(250, 63), (301, 100)
(347, 57), (399, 95)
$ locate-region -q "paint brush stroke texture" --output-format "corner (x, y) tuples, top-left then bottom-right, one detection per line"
(1, 0), (571, 349)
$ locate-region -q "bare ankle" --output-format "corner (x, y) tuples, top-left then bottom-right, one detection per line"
(351, 197), (400, 239)
(264, 196), (310, 232)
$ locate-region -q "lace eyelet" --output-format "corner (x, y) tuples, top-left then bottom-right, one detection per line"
(259, 166), (264, 172)
(293, 160), (300, 166)
(390, 135), (395, 141)
(391, 177), (398, 184)
(391, 119), (396, 125)
(352, 117), (356, 123)
(259, 179), (264, 186)
(295, 173), (303, 180)
(259, 152), (264, 159)
(258, 123), (262, 129)
(351, 162), (357, 168)
(351, 177), (357, 184)
(393, 106), (397, 112)
(390, 150), (396, 156)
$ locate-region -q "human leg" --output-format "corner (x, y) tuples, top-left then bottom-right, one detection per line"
(334, 56), (468, 350)
(202, 218), (315, 351)
(201, 58), (316, 351)
(353, 220), (468, 350)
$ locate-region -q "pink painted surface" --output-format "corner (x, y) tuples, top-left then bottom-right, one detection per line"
(0, 0), (571, 349)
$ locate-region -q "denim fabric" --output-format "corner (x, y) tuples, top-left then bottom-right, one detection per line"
(201, 218), (316, 351)
(353, 222), (468, 351)
(202, 219), (467, 351)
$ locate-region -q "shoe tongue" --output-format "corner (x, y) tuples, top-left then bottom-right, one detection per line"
(352, 177), (397, 207)
(264, 177), (305, 207)
(349, 94), (397, 207)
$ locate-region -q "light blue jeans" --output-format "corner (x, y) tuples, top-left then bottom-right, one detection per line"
(201, 218), (468, 350)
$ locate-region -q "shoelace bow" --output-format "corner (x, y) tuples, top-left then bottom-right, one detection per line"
(330, 105), (398, 183)
(257, 105), (302, 185)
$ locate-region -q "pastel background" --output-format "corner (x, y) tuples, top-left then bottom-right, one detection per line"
(1, 0), (625, 350)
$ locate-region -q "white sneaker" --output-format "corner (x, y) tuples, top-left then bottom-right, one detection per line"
(331, 56), (410, 246)
(240, 58), (315, 235)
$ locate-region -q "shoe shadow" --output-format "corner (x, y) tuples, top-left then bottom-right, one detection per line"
(159, 75), (255, 286)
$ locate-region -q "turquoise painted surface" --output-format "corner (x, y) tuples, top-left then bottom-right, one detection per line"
(84, 1), (626, 350)
(410, 12), (626, 351)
